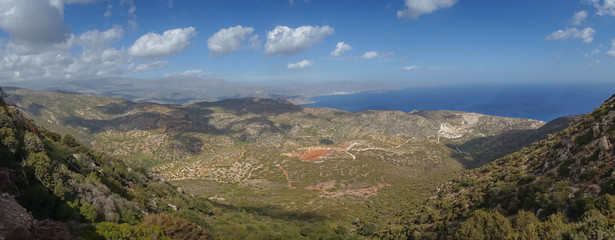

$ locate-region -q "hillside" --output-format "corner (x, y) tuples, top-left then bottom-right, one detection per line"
(454, 115), (582, 168)
(374, 94), (615, 239)
(0, 89), (212, 239)
(2, 87), (582, 239)
(0, 88), (412, 240)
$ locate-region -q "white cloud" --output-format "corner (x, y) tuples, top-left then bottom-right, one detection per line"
(288, 0), (309, 5)
(0, 26), (167, 82)
(361, 51), (379, 59)
(403, 65), (421, 70)
(207, 25), (255, 57)
(75, 25), (124, 48)
(546, 27), (596, 43)
(607, 39), (615, 58)
(65, 0), (106, 3)
(397, 0), (457, 19)
(585, 48), (600, 58)
(287, 60), (313, 69)
(121, 0), (137, 30)
(0, 1), (166, 82)
(164, 69), (209, 78)
(103, 4), (112, 17)
(0, 0), (70, 52)
(330, 41), (352, 57)
(380, 52), (396, 58)
(132, 61), (169, 72)
(570, 10), (588, 26)
(585, 0), (615, 16)
(249, 35), (260, 50)
(128, 27), (196, 59)
(265, 25), (334, 56)
(168, 0), (174, 8)
(361, 51), (395, 59)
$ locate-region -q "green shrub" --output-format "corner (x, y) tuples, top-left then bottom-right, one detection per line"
(574, 131), (593, 148)
(95, 222), (168, 240)
(359, 223), (377, 236)
(512, 210), (540, 240)
(143, 213), (211, 240)
(580, 167), (599, 181)
(455, 209), (513, 240)
(558, 159), (575, 177)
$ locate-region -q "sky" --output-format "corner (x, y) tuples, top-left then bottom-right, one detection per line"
(0, 0), (614, 86)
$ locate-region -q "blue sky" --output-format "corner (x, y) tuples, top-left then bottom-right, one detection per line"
(0, 0), (614, 86)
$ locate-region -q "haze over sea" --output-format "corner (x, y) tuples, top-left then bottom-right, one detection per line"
(303, 83), (615, 122)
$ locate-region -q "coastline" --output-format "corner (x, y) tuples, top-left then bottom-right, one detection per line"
(298, 84), (615, 122)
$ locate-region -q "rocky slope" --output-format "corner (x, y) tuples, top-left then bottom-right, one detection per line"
(374, 94), (615, 239)
(0, 92), (213, 239)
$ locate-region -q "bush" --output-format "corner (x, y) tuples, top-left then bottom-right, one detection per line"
(80, 200), (99, 223)
(512, 210), (539, 240)
(539, 213), (568, 239)
(580, 167), (599, 181)
(558, 159), (575, 177)
(0, 126), (19, 153)
(595, 194), (615, 215)
(61, 134), (80, 148)
(319, 139), (334, 145)
(359, 223), (377, 236)
(95, 222), (168, 240)
(572, 209), (615, 239)
(143, 213), (211, 240)
(455, 209), (513, 240)
(574, 131), (593, 148)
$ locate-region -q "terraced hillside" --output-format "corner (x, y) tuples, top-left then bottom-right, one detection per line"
(5, 87), (576, 238)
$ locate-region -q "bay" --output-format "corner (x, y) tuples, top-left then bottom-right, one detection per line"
(302, 83), (615, 122)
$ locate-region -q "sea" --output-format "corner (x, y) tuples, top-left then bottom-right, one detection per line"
(302, 83), (615, 122)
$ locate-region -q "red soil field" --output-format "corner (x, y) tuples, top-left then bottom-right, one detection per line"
(299, 148), (330, 161)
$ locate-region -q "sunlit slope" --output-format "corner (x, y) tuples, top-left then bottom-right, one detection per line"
(383, 94), (615, 239)
(7, 87), (575, 238)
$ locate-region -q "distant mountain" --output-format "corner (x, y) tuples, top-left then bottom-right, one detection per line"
(379, 94), (615, 239)
(4, 77), (405, 104)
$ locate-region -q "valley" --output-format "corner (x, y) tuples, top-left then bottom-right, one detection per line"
(3, 87), (579, 238)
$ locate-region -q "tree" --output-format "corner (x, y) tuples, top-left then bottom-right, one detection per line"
(0, 126), (19, 153)
(455, 209), (513, 240)
(61, 134), (80, 148)
(80, 200), (99, 223)
(572, 209), (615, 239)
(0, 87), (7, 106)
(539, 213), (568, 240)
(512, 210), (539, 240)
(27, 152), (54, 186)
